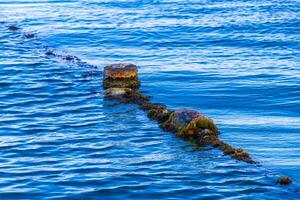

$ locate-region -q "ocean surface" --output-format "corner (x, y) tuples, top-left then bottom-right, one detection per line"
(0, 0), (300, 199)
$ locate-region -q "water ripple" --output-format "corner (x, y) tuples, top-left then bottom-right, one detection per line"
(0, 0), (300, 199)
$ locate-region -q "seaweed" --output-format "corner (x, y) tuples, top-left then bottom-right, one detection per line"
(45, 50), (55, 56)
(160, 112), (176, 132)
(24, 33), (35, 39)
(63, 55), (80, 61)
(8, 25), (19, 31)
(140, 102), (160, 111)
(277, 177), (292, 185)
(211, 139), (255, 164)
(103, 76), (140, 89)
(183, 116), (218, 136)
(147, 107), (173, 123)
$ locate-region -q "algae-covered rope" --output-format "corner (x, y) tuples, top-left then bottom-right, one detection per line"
(103, 63), (255, 164)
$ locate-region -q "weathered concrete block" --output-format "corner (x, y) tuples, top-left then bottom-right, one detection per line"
(103, 63), (140, 89)
(104, 63), (138, 79)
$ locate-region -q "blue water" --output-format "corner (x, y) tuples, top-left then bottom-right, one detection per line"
(0, 0), (300, 199)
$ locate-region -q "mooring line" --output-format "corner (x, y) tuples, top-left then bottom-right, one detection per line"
(5, 23), (100, 72)
(101, 64), (293, 186)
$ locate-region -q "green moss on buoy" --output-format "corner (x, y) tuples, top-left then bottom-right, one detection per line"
(160, 109), (217, 136)
(104, 76), (140, 89)
(183, 116), (218, 136)
(148, 107), (173, 123)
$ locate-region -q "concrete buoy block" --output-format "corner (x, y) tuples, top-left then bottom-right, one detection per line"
(103, 63), (140, 89)
(104, 63), (138, 79)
